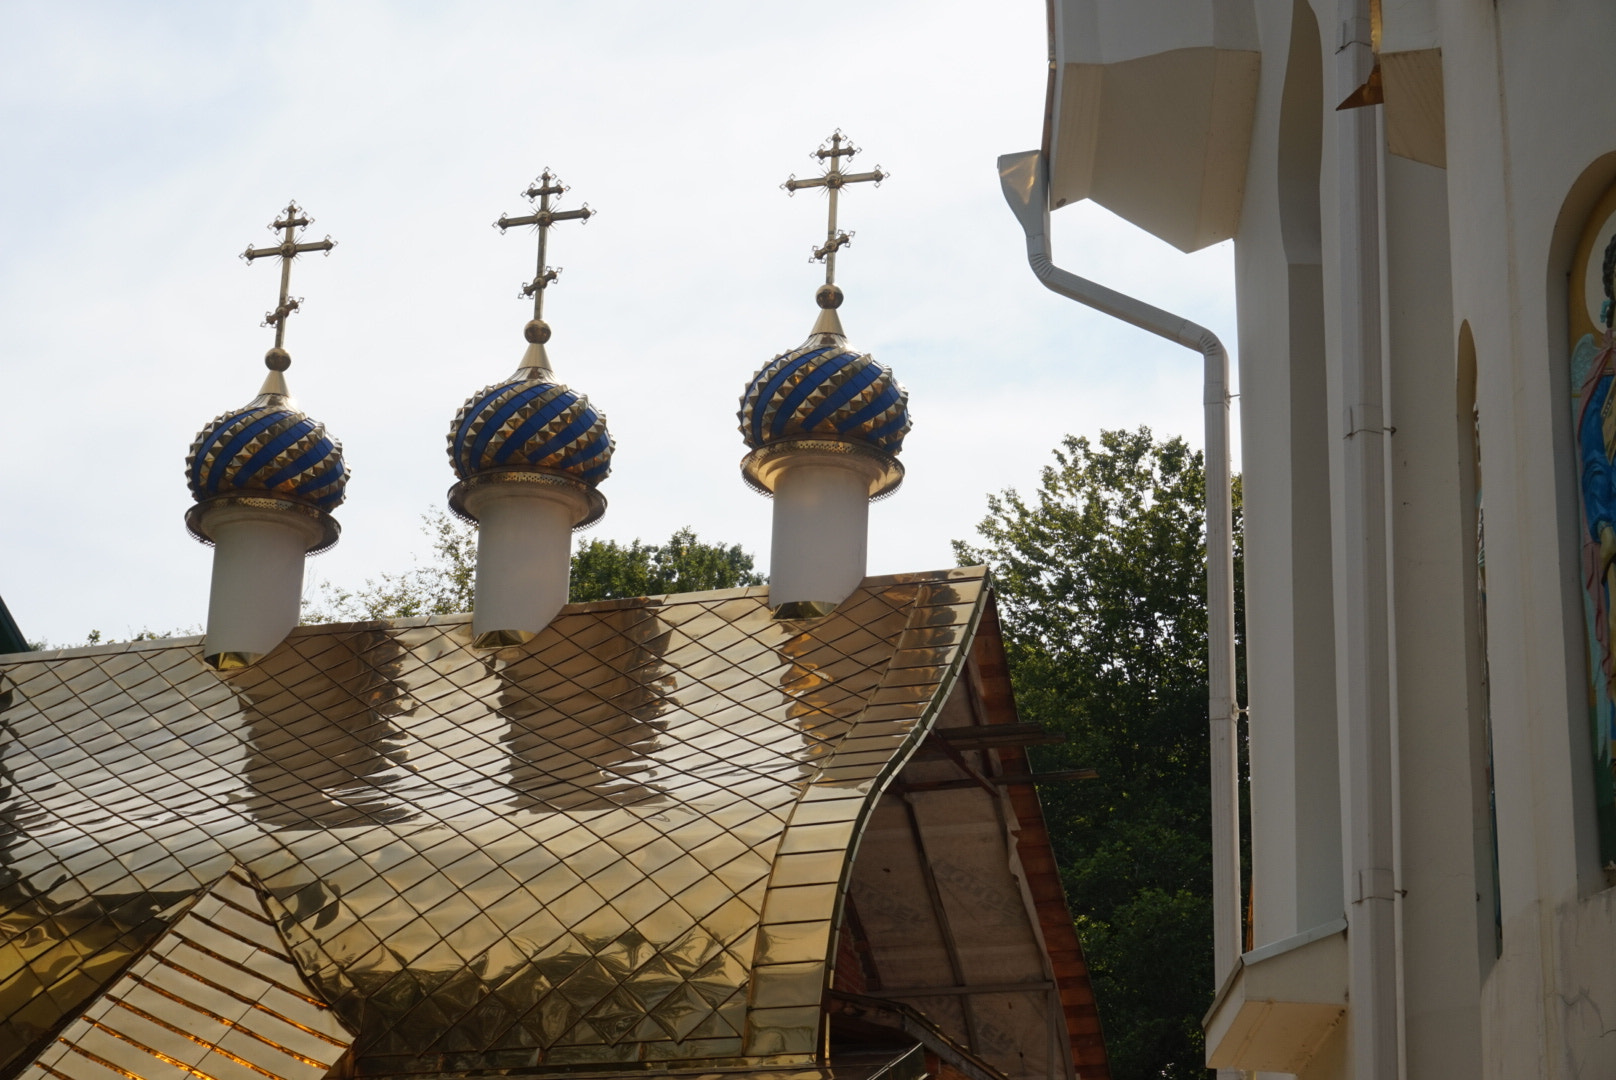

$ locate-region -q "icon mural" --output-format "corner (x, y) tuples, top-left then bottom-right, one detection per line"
(1569, 182), (1616, 865)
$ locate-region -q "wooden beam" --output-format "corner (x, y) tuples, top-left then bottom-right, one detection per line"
(880, 981), (1058, 997)
(894, 769), (1098, 794)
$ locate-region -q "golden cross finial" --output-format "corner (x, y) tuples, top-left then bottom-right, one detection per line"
(783, 131), (887, 294)
(496, 169), (594, 345)
(241, 201), (336, 372)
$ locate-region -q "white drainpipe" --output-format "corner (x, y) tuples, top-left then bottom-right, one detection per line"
(998, 149), (1243, 1016)
(1335, 2), (1399, 1076)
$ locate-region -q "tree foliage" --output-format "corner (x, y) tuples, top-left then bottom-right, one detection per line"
(954, 427), (1242, 1080)
(570, 529), (764, 602)
(305, 510), (477, 622)
(303, 511), (763, 623)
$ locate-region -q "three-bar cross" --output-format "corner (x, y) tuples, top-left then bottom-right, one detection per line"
(242, 202), (336, 370)
(783, 131), (887, 288)
(497, 170), (594, 332)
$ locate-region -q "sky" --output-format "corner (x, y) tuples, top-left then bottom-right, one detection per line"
(0, 0), (1238, 647)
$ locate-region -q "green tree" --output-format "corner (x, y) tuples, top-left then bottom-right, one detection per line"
(305, 510), (477, 621)
(954, 427), (1241, 1080)
(570, 528), (764, 602)
(304, 511), (763, 622)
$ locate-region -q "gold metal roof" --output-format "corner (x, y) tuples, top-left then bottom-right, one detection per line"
(0, 568), (988, 1077)
(18, 864), (353, 1080)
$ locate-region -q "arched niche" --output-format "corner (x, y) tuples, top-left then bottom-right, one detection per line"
(1555, 157), (1616, 884)
(1456, 320), (1501, 964)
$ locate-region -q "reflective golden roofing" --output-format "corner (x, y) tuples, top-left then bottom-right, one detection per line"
(18, 865), (354, 1080)
(0, 568), (988, 1077)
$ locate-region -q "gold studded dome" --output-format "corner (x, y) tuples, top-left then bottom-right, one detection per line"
(187, 392), (349, 512)
(448, 371), (613, 486)
(739, 328), (910, 455)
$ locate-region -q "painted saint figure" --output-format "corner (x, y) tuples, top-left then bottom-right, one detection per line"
(1574, 231), (1616, 862)
(1579, 325), (1616, 692)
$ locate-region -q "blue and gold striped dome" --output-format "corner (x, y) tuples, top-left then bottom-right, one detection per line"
(186, 395), (348, 511)
(449, 371), (613, 485)
(739, 336), (910, 454)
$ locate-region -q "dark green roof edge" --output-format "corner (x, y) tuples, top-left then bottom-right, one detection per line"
(0, 594), (28, 654)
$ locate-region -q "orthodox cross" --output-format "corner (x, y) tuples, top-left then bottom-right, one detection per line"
(497, 170), (594, 339)
(783, 131), (887, 289)
(241, 202), (336, 370)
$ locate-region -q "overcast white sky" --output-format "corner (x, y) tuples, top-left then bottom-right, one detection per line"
(0, 1), (1238, 647)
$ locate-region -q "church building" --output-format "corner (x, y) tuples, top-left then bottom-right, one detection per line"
(0, 141), (1109, 1079)
(998, 1), (1616, 1077)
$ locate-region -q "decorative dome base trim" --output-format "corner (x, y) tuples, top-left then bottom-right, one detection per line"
(447, 468), (607, 531)
(184, 495), (341, 555)
(740, 438), (904, 500)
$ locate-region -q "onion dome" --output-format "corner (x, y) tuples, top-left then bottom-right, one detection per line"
(743, 128), (908, 501)
(445, 355), (613, 528)
(184, 374), (347, 552)
(739, 333), (910, 454)
(738, 287), (910, 500)
(448, 368), (613, 485)
(187, 391), (348, 509)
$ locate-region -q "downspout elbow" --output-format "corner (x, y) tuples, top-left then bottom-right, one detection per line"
(1027, 240), (1059, 286)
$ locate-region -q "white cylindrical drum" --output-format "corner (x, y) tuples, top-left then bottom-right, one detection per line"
(463, 482), (590, 646)
(200, 503), (325, 669)
(768, 453), (881, 612)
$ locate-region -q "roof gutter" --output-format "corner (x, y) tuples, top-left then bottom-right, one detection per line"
(996, 149), (1243, 1001)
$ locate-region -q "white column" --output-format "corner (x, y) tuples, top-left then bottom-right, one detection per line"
(463, 482), (590, 646)
(767, 451), (881, 612)
(200, 503), (324, 668)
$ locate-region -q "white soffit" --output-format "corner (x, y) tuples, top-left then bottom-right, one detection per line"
(1048, 0), (1260, 253)
(1381, 0), (1445, 168)
(1202, 919), (1348, 1074)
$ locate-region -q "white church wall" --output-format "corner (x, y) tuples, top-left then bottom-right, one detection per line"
(1042, 0), (1616, 1072)
(1237, 1), (1616, 1074)
(1236, 0), (1344, 954)
(1436, 1), (1616, 1076)
(1382, 146), (1489, 1080)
